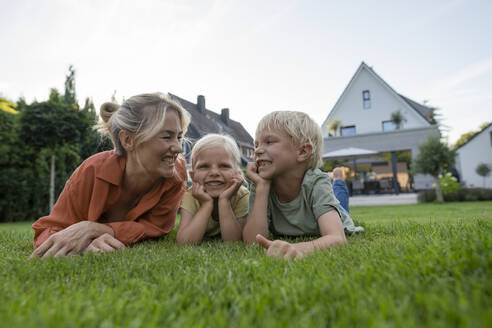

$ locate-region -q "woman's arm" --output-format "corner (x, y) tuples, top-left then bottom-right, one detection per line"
(30, 221), (115, 258)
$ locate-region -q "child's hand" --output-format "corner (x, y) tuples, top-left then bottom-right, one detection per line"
(256, 234), (304, 260)
(246, 162), (271, 186)
(219, 175), (242, 201)
(192, 182), (213, 204)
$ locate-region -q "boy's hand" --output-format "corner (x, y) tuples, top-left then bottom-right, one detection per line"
(219, 175), (243, 201)
(256, 234), (304, 260)
(192, 182), (213, 204)
(246, 162), (271, 186)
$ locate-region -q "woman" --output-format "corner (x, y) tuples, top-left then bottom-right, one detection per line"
(31, 92), (190, 257)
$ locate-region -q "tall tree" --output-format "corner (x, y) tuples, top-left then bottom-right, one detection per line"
(412, 135), (455, 202)
(19, 92), (88, 210)
(63, 65), (77, 106)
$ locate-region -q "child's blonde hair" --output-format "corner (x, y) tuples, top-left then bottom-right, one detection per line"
(191, 134), (241, 169)
(256, 111), (323, 169)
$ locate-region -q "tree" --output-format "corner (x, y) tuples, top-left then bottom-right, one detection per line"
(412, 135), (455, 202)
(63, 65), (77, 106)
(390, 110), (407, 130)
(0, 97), (18, 115)
(454, 122), (491, 149)
(19, 94), (88, 209)
(476, 163), (491, 188)
(326, 119), (342, 136)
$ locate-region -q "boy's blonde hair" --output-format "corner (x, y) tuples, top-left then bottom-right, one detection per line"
(191, 134), (241, 168)
(97, 92), (190, 156)
(256, 111), (323, 169)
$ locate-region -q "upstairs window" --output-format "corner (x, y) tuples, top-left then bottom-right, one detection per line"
(362, 90), (371, 109)
(341, 125), (356, 136)
(382, 120), (396, 132)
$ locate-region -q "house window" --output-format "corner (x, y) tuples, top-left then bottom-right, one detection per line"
(362, 90), (371, 109)
(341, 125), (356, 136)
(382, 120), (396, 132)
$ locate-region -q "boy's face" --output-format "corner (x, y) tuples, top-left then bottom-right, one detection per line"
(254, 129), (299, 180)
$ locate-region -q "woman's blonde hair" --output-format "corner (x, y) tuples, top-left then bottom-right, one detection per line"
(190, 134), (241, 169)
(256, 111), (323, 169)
(97, 92), (190, 156)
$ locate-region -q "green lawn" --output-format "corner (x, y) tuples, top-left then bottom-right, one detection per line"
(1, 202), (491, 327)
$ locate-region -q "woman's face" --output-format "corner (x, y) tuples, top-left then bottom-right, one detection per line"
(190, 146), (238, 198)
(135, 109), (183, 180)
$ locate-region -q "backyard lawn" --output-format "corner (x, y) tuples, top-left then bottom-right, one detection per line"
(1, 202), (491, 327)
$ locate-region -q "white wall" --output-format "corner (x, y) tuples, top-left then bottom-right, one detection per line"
(323, 66), (429, 137)
(456, 125), (492, 188)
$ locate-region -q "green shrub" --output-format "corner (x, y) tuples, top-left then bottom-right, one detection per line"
(440, 172), (460, 195)
(418, 188), (492, 203)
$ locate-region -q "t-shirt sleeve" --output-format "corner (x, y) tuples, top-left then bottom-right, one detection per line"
(232, 186), (250, 218)
(311, 176), (342, 220)
(180, 189), (200, 215)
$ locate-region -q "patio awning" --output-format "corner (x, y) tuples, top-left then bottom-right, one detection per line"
(322, 147), (378, 159)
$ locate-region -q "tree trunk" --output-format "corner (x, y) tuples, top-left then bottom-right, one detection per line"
(50, 148), (56, 211)
(435, 176), (444, 202)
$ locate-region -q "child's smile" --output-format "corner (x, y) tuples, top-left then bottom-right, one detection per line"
(191, 147), (238, 198)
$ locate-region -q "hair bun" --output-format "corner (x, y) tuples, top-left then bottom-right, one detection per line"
(100, 102), (119, 123)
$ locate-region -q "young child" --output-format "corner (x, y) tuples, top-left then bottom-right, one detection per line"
(176, 134), (249, 244)
(243, 111), (363, 259)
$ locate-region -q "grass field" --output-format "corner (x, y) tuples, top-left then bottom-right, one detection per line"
(1, 202), (491, 327)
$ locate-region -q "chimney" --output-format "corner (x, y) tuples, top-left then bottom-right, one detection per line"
(197, 95), (205, 113)
(221, 108), (229, 125)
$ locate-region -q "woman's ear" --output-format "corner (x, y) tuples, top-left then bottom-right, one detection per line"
(119, 130), (135, 152)
(297, 143), (313, 163)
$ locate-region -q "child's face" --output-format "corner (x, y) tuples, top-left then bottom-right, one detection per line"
(191, 146), (238, 198)
(254, 129), (299, 180)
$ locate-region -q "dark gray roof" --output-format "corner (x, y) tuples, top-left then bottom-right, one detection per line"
(169, 93), (254, 147)
(398, 94), (433, 123)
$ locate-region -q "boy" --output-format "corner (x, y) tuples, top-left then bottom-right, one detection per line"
(243, 111), (363, 259)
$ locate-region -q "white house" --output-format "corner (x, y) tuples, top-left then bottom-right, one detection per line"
(455, 123), (492, 188)
(321, 62), (440, 191)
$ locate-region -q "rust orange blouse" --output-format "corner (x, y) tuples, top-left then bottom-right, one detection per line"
(32, 151), (187, 247)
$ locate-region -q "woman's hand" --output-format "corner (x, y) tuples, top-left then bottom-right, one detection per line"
(256, 234), (304, 260)
(30, 221), (113, 258)
(84, 233), (125, 254)
(191, 182), (213, 204)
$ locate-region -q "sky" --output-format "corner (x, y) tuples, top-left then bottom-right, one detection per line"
(1, 0), (491, 145)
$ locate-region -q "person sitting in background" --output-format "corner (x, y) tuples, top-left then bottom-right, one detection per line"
(31, 92), (190, 258)
(332, 167), (350, 214)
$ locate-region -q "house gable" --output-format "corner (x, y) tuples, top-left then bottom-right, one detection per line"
(322, 62), (432, 138)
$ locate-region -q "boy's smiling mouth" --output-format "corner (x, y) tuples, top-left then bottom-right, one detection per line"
(256, 160), (272, 169)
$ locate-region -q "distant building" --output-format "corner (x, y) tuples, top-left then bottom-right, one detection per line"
(321, 62), (440, 191)
(455, 123), (492, 188)
(170, 93), (254, 167)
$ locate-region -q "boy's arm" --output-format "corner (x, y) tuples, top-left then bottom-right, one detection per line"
(176, 184), (214, 245)
(256, 210), (346, 259)
(242, 163), (271, 243)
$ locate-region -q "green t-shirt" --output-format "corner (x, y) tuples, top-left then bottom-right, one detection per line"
(180, 185), (250, 238)
(249, 168), (361, 236)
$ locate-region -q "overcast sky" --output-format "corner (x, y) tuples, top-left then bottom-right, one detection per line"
(1, 0), (491, 144)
